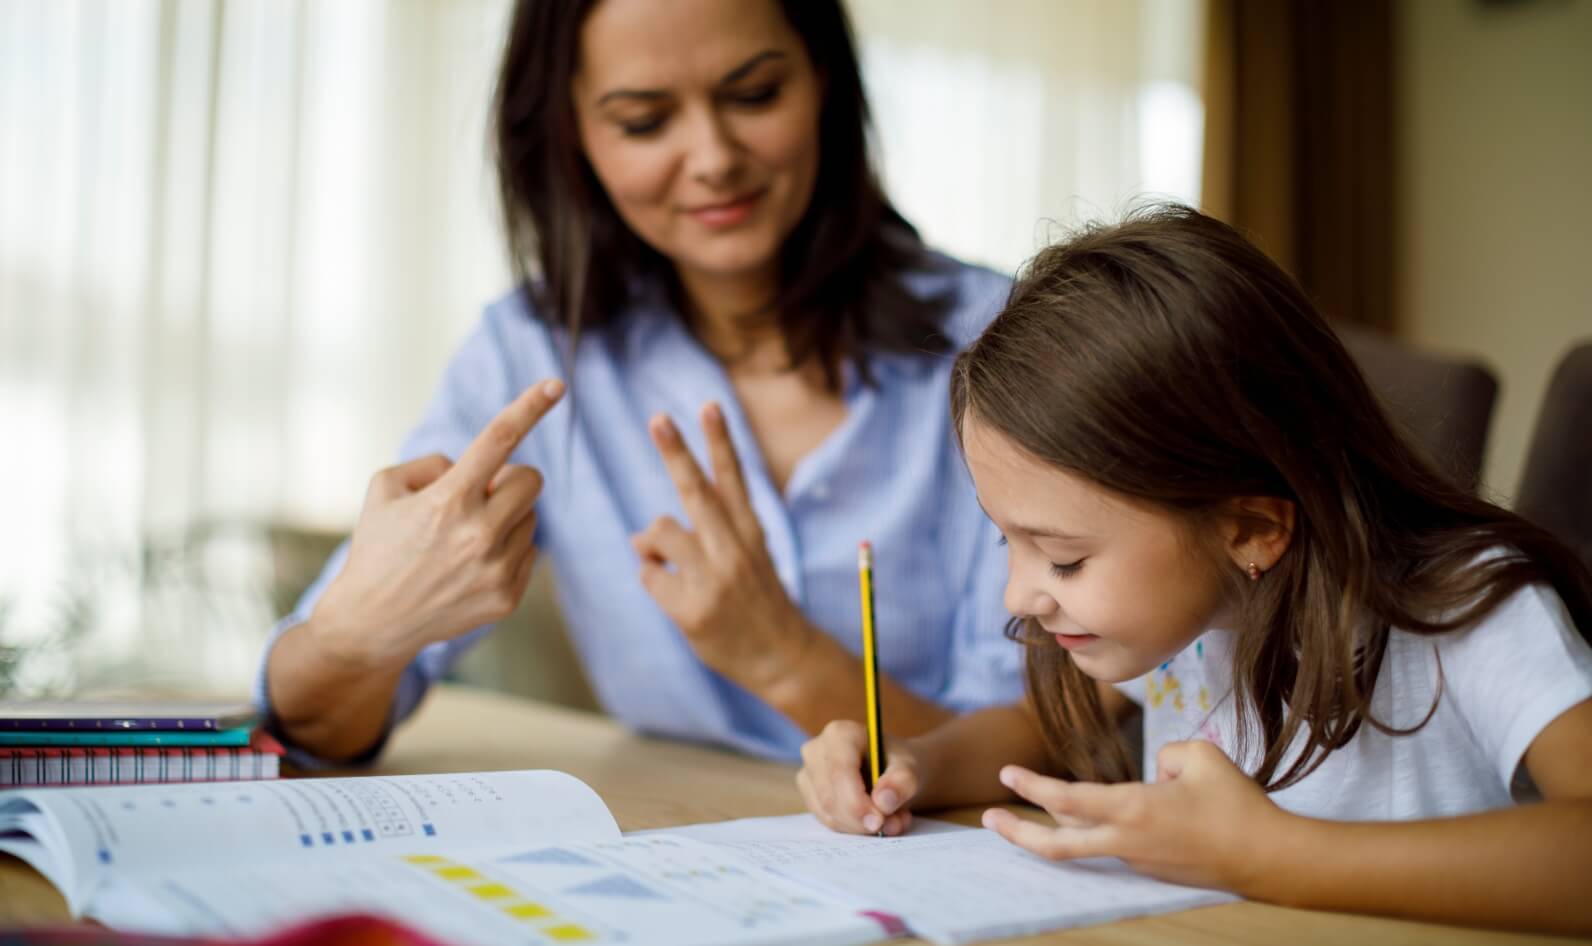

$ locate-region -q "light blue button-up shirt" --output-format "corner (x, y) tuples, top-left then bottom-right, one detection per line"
(257, 255), (1023, 762)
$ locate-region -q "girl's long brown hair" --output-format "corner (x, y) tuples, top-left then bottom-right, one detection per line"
(950, 205), (1592, 790)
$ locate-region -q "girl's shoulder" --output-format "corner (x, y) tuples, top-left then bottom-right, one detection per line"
(1419, 577), (1589, 662)
(1415, 546), (1590, 651)
(1384, 575), (1592, 799)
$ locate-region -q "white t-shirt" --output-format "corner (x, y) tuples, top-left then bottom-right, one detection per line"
(1116, 581), (1592, 820)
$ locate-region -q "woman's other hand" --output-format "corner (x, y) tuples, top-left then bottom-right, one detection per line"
(633, 401), (816, 691)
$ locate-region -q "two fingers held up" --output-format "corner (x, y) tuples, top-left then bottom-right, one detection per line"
(797, 720), (922, 837)
(630, 402), (811, 690)
(312, 379), (566, 668)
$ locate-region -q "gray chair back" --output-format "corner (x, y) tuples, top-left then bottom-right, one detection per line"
(1516, 341), (1592, 574)
(1338, 326), (1499, 492)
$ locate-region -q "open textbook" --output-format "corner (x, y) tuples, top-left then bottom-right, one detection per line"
(0, 770), (1233, 946)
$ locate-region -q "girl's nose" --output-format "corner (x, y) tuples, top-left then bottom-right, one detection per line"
(1003, 570), (1058, 621)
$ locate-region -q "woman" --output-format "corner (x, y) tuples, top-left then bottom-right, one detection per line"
(259, 0), (1020, 763)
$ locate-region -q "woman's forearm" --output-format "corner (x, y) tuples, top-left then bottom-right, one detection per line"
(761, 626), (955, 738)
(1252, 799), (1592, 935)
(264, 616), (410, 763)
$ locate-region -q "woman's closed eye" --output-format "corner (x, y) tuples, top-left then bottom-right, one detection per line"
(618, 113), (668, 137)
(725, 83), (780, 108)
(615, 84), (778, 137)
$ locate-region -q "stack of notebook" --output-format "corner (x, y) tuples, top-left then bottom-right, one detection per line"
(0, 701), (284, 787)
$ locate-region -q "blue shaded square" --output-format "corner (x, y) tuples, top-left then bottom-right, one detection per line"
(97, 850), (111, 864)
(342, 831), (355, 843)
(301, 834), (313, 848)
(322, 832), (335, 845)
(423, 824), (436, 837)
(362, 829), (375, 842)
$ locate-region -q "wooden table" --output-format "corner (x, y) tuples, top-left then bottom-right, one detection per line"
(1, 685), (1582, 944)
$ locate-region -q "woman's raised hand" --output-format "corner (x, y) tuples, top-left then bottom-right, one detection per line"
(798, 720), (924, 836)
(309, 379), (565, 669)
(632, 401), (816, 692)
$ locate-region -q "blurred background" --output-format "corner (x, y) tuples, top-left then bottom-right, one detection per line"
(0, 0), (1587, 705)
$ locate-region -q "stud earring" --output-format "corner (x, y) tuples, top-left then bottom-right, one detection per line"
(1246, 562), (1262, 581)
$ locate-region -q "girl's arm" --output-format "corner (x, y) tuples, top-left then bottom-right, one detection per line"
(798, 681), (1137, 835)
(1251, 698), (1592, 934)
(985, 699), (1592, 936)
(914, 680), (1137, 809)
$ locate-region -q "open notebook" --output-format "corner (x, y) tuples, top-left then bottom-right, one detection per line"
(0, 770), (1232, 946)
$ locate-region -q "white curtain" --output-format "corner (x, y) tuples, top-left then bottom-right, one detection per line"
(0, 0), (514, 695)
(0, 0), (1203, 698)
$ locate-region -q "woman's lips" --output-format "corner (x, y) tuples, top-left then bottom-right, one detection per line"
(686, 190), (763, 228)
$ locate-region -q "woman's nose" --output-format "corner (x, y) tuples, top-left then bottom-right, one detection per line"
(683, 107), (741, 186)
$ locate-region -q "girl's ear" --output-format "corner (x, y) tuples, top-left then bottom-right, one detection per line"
(1218, 497), (1295, 577)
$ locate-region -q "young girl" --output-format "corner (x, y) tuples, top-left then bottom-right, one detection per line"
(796, 205), (1592, 934)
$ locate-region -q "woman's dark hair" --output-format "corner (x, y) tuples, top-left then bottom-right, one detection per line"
(950, 203), (1592, 791)
(492, 0), (949, 386)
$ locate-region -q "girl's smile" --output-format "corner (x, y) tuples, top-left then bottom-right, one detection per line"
(1052, 631), (1101, 650)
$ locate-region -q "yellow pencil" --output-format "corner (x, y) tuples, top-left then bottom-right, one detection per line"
(858, 541), (886, 824)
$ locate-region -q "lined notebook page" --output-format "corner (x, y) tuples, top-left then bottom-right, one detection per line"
(655, 815), (1235, 945)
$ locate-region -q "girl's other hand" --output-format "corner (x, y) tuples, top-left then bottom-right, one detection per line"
(982, 740), (1292, 895)
(797, 720), (925, 836)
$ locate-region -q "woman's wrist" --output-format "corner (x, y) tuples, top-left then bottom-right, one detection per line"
(752, 611), (825, 716)
(304, 601), (414, 674)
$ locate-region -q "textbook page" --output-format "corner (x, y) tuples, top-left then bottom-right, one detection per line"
(0, 770), (617, 916)
(90, 834), (888, 946)
(662, 815), (1236, 945)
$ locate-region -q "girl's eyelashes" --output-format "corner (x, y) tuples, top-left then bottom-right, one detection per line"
(997, 535), (1082, 578)
(1049, 559), (1085, 578)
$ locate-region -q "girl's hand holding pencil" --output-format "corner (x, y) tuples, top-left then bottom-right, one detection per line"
(797, 721), (926, 837)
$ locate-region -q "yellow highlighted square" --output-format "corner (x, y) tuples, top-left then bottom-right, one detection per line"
(545, 924), (594, 941)
(468, 883), (515, 900)
(503, 902), (552, 919)
(433, 865), (482, 881)
(402, 855), (448, 865)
